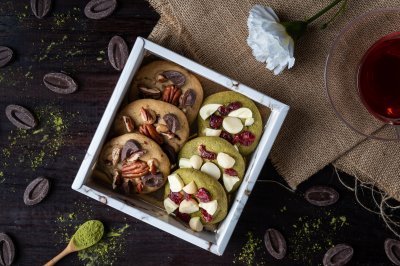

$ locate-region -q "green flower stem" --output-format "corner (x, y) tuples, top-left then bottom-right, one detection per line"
(306, 0), (346, 25)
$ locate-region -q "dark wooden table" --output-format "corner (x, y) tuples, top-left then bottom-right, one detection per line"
(0, 1), (397, 265)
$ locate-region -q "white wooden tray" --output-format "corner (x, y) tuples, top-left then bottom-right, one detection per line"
(71, 37), (289, 255)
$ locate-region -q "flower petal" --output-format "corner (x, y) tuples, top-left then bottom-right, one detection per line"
(247, 5), (295, 75)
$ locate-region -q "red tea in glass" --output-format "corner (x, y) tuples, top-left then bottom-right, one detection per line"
(358, 32), (400, 124)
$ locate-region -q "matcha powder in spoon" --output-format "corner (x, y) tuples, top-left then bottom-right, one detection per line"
(72, 220), (104, 250)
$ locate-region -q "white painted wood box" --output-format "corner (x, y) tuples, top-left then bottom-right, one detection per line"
(71, 37), (289, 255)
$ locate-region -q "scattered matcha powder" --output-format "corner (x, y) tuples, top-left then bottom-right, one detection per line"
(0, 66), (36, 86)
(96, 50), (105, 61)
(77, 224), (130, 266)
(287, 211), (349, 264)
(51, 8), (80, 30)
(233, 232), (266, 266)
(16, 12), (28, 22)
(66, 49), (83, 57)
(0, 105), (75, 183)
(38, 35), (69, 62)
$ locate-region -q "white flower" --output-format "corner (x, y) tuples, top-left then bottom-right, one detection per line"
(247, 5), (295, 75)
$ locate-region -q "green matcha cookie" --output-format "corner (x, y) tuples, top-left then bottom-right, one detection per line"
(197, 91), (264, 156)
(178, 136), (245, 193)
(164, 168), (228, 227)
(130, 60), (204, 124)
(98, 133), (170, 194)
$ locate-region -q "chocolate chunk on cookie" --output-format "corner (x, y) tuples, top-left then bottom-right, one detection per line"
(112, 99), (189, 152)
(98, 133), (170, 194)
(130, 60), (204, 124)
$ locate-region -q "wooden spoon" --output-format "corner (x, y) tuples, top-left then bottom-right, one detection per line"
(44, 220), (104, 266)
(43, 237), (80, 266)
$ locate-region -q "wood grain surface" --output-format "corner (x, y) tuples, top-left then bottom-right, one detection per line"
(0, 1), (397, 265)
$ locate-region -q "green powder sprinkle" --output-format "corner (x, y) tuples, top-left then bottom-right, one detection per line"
(0, 172), (4, 184)
(66, 49), (83, 57)
(72, 220), (104, 250)
(68, 213), (77, 220)
(36, 35), (70, 62)
(16, 12), (27, 22)
(233, 232), (265, 266)
(0, 105), (77, 183)
(0, 66), (36, 86)
(77, 224), (130, 266)
(287, 212), (349, 264)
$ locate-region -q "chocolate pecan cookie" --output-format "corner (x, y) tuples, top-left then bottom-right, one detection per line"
(129, 60), (203, 124)
(98, 133), (170, 194)
(164, 168), (228, 229)
(178, 136), (245, 193)
(197, 91), (265, 156)
(112, 99), (190, 153)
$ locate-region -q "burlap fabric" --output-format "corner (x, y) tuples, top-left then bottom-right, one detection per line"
(147, 0), (400, 199)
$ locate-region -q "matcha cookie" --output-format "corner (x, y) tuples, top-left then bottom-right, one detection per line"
(178, 136), (245, 193)
(197, 91), (263, 156)
(112, 99), (189, 153)
(98, 133), (170, 194)
(163, 168), (228, 229)
(129, 60), (204, 124)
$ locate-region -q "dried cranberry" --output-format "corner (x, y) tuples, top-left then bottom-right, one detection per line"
(176, 211), (191, 223)
(209, 114), (223, 129)
(169, 192), (183, 205)
(233, 131), (256, 146)
(201, 208), (213, 223)
(220, 130), (233, 144)
(195, 188), (211, 202)
(227, 101), (242, 112)
(198, 144), (217, 160)
(224, 168), (238, 176)
(183, 191), (192, 200)
(218, 105), (230, 116)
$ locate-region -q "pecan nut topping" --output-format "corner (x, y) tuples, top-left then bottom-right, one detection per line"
(156, 74), (168, 83)
(121, 160), (149, 178)
(122, 115), (134, 132)
(136, 181), (144, 193)
(138, 85), (161, 99)
(156, 124), (169, 133)
(161, 132), (176, 140)
(147, 158), (159, 175)
(112, 170), (122, 189)
(162, 85), (182, 106)
(111, 147), (121, 167)
(126, 150), (147, 162)
(139, 124), (164, 145)
(140, 107), (156, 124)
